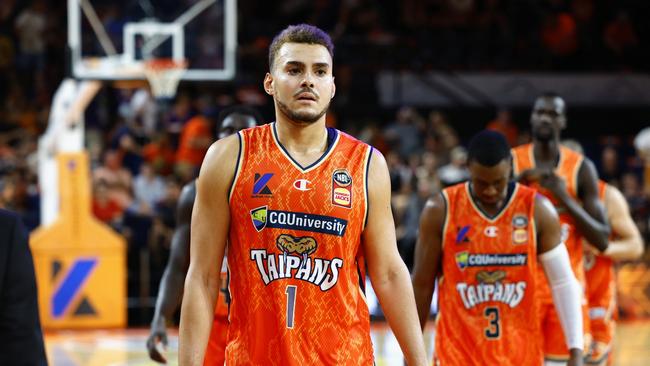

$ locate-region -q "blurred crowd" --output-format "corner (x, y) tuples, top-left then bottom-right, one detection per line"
(0, 0), (649, 322)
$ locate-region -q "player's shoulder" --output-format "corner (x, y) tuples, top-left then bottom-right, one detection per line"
(243, 122), (270, 134)
(206, 133), (241, 161)
(334, 128), (373, 154)
(199, 134), (242, 185)
(511, 143), (531, 153)
(533, 191), (557, 219)
(441, 181), (467, 199)
(559, 144), (583, 159)
(514, 182), (537, 197)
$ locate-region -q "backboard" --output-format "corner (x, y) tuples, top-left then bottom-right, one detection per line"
(67, 0), (236, 81)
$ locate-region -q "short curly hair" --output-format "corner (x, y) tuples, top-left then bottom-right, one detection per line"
(268, 24), (334, 71)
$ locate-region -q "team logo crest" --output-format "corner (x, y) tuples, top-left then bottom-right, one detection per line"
(476, 270), (506, 284)
(456, 251), (469, 270)
(250, 206), (268, 231)
(276, 234), (318, 268)
(332, 169), (352, 208)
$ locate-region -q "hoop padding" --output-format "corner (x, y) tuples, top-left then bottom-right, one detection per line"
(143, 59), (188, 99)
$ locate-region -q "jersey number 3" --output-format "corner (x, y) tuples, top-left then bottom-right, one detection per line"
(484, 307), (500, 339)
(285, 285), (297, 329)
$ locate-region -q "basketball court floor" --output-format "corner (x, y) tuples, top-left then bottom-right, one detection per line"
(45, 321), (650, 365)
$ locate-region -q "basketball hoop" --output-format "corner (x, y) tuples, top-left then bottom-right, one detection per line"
(143, 58), (187, 99)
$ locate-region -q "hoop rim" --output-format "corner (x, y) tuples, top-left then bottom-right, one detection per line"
(143, 58), (188, 71)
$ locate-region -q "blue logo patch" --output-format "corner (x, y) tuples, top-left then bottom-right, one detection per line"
(456, 225), (471, 244)
(52, 258), (98, 318)
(253, 173), (273, 195)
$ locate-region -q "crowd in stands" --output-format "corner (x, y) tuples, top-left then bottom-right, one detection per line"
(0, 0), (649, 322)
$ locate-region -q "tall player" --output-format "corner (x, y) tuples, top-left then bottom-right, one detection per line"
(412, 130), (584, 366)
(512, 93), (610, 365)
(179, 24), (428, 365)
(146, 106), (260, 365)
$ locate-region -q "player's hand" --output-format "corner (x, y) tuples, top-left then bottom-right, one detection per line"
(146, 315), (169, 363)
(516, 168), (545, 183)
(537, 169), (568, 199)
(567, 348), (583, 366)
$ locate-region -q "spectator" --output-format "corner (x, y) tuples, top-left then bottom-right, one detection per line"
(142, 132), (176, 176)
(130, 163), (166, 217)
(92, 179), (123, 228)
(93, 150), (133, 209)
(14, 0), (47, 76)
(486, 108), (518, 146)
(174, 99), (216, 182)
(437, 146), (469, 187)
(384, 107), (424, 159)
(603, 11), (639, 67)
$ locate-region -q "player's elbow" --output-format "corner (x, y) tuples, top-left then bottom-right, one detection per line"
(631, 239), (645, 260)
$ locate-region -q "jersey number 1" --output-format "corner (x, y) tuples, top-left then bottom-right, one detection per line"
(285, 285), (297, 329)
(484, 307), (500, 339)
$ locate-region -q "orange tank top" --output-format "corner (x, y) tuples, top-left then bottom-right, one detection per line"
(226, 123), (374, 365)
(584, 181), (615, 311)
(435, 182), (541, 366)
(511, 143), (585, 298)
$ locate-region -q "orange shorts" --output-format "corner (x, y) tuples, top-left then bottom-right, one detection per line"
(203, 313), (228, 366)
(539, 299), (591, 361)
(204, 275), (229, 366)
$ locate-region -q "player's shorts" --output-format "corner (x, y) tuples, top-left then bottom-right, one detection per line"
(204, 313), (229, 366)
(539, 299), (591, 362)
(204, 274), (230, 366)
(585, 306), (615, 365)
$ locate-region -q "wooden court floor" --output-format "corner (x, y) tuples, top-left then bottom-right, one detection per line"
(45, 321), (650, 365)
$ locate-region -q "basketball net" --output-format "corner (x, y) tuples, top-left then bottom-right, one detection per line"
(143, 59), (187, 100)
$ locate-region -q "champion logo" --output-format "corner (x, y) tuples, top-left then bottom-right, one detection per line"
(484, 226), (498, 238)
(293, 179), (312, 191)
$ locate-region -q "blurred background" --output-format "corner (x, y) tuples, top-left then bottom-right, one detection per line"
(1, 0), (649, 364)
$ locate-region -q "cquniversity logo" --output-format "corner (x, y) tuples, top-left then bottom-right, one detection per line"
(52, 258), (98, 318)
(250, 206), (268, 231)
(455, 251), (469, 270)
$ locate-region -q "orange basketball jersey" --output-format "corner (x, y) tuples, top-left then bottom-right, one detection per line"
(511, 143), (585, 297)
(226, 123), (374, 365)
(584, 181), (616, 343)
(435, 182), (542, 366)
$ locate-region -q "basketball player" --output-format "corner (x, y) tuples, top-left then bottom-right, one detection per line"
(412, 130), (584, 366)
(179, 24), (427, 365)
(146, 106), (259, 365)
(562, 140), (644, 365)
(511, 93), (610, 365)
(583, 179), (643, 365)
